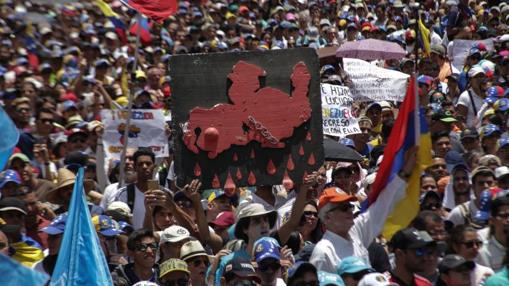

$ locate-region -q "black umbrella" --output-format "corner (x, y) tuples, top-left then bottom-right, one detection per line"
(323, 137), (363, 162)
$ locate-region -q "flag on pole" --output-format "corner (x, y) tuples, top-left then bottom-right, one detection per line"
(418, 17), (431, 57)
(0, 253), (48, 286)
(363, 76), (432, 239)
(0, 106), (19, 170)
(129, 15), (152, 45)
(94, 0), (127, 43)
(120, 0), (177, 23)
(49, 168), (113, 286)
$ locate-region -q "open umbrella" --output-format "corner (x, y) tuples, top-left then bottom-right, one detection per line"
(323, 137), (363, 162)
(336, 39), (406, 60)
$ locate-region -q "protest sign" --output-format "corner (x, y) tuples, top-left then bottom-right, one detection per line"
(101, 109), (168, 160)
(321, 84), (360, 137)
(171, 48), (324, 189)
(451, 39), (494, 71)
(343, 58), (409, 102)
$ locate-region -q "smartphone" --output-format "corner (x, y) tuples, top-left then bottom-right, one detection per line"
(147, 179), (159, 191)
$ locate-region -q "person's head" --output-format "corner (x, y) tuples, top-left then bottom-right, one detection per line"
(420, 174), (438, 194)
(318, 188), (357, 236)
(221, 256), (261, 286)
(133, 149), (156, 181)
(448, 225), (482, 261)
(153, 205), (174, 231)
(0, 170), (22, 197)
(159, 225), (192, 260)
(357, 116), (373, 143)
(438, 255), (474, 286)
(180, 240), (210, 286)
(336, 256), (375, 286)
(430, 44), (447, 65)
(460, 128), (480, 152)
(497, 136), (509, 165)
(489, 195), (509, 243)
(287, 262), (318, 286)
(432, 132), (452, 158)
(35, 108), (55, 135)
(106, 201), (133, 225)
(419, 191), (443, 216)
(234, 203), (277, 243)
(451, 165), (471, 195)
(92, 215), (123, 258)
(11, 97), (32, 126)
(427, 157), (449, 181)
(366, 103), (382, 127)
(467, 66), (487, 95)
(430, 110), (457, 134)
(470, 166), (495, 200)
(300, 200), (319, 231)
(127, 229), (158, 269)
(147, 66), (163, 89)
(412, 211), (447, 242)
(389, 227), (436, 274)
(480, 124), (502, 153)
(41, 213), (67, 255)
(331, 162), (357, 191)
(8, 153), (33, 184)
(0, 197), (27, 229)
(207, 189), (236, 216)
(253, 237), (281, 285)
(496, 167), (509, 190)
(160, 259), (191, 286)
(380, 101), (394, 124)
(46, 168), (78, 206)
(66, 128), (89, 152)
(210, 211), (235, 242)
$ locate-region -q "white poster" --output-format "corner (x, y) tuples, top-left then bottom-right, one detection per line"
(321, 84), (361, 137)
(343, 58), (409, 102)
(101, 109), (168, 160)
(451, 38), (494, 71)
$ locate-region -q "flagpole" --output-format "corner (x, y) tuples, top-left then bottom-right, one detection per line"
(119, 13), (142, 187)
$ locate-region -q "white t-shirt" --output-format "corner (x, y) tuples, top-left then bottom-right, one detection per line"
(456, 89), (484, 128)
(113, 185), (148, 230)
(100, 182), (120, 209)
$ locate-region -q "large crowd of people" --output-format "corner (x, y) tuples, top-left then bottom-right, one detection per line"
(2, 0), (509, 285)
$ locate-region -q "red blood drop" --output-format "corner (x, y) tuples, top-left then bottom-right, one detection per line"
(307, 153), (316, 166)
(298, 145), (305, 156)
(266, 159), (276, 175)
(286, 156), (295, 171)
(212, 174), (221, 188)
(233, 152), (239, 162)
(224, 172), (236, 196)
(194, 163), (201, 177)
(250, 148), (255, 159)
(248, 171), (256, 185)
(306, 132), (312, 141)
(282, 171), (294, 190)
(236, 168), (242, 180)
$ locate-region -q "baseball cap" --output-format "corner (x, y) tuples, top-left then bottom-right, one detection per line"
(430, 44), (446, 57)
(106, 201), (132, 220)
(496, 166), (509, 180)
(468, 65), (485, 78)
(41, 213), (68, 235)
(288, 262), (317, 285)
(358, 273), (398, 286)
(160, 258), (190, 278)
(8, 153), (30, 165)
(210, 211), (235, 228)
(431, 110), (457, 123)
(417, 75), (433, 86)
(180, 240), (209, 261)
(438, 254), (475, 273)
(92, 215), (123, 237)
(160, 225), (191, 244)
(494, 98), (509, 112)
(337, 256), (374, 276)
(480, 124), (501, 138)
(0, 169), (21, 188)
(366, 102), (381, 111)
(223, 256), (261, 282)
(63, 100), (78, 112)
(0, 197), (27, 215)
(499, 136), (509, 149)
(253, 237), (281, 263)
(389, 227), (435, 250)
(461, 128), (479, 140)
(318, 187), (357, 210)
(318, 271), (345, 286)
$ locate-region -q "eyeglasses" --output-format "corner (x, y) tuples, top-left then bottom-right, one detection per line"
(189, 258), (210, 267)
(461, 240), (483, 249)
(68, 136), (87, 143)
(135, 242), (158, 252)
(258, 262), (281, 272)
(303, 211), (318, 217)
(161, 278), (189, 286)
(330, 203), (354, 213)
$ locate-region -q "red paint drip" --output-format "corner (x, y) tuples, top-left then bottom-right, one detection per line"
(298, 145), (305, 156)
(224, 172), (236, 196)
(212, 174), (221, 188)
(282, 171), (294, 190)
(236, 168), (242, 180)
(248, 171), (256, 185)
(266, 159), (277, 175)
(306, 131), (312, 141)
(302, 171), (308, 181)
(194, 163), (201, 177)
(286, 156), (295, 171)
(250, 148), (255, 159)
(307, 152), (316, 166)
(233, 152), (238, 162)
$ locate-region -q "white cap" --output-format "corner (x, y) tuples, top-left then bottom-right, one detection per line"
(106, 201), (132, 218)
(160, 225), (191, 244)
(495, 166), (509, 179)
(358, 273), (398, 286)
(105, 32), (118, 41)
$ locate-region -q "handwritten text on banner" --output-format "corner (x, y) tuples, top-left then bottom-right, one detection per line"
(321, 84), (360, 137)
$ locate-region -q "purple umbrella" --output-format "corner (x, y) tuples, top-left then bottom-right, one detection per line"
(336, 39), (406, 60)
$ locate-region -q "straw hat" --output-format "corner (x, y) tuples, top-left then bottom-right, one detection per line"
(46, 168), (93, 204)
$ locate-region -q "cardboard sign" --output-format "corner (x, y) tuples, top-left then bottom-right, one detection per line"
(170, 49), (324, 189)
(321, 84), (360, 137)
(451, 39), (494, 71)
(343, 58), (409, 102)
(101, 109), (168, 160)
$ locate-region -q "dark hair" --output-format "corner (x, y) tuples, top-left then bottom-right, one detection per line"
(491, 196), (509, 217)
(431, 131), (450, 142)
(420, 173), (436, 184)
(133, 148), (155, 165)
(127, 229), (155, 251)
(412, 211), (442, 231)
(35, 108), (54, 120)
(299, 200), (323, 244)
(447, 225), (477, 254)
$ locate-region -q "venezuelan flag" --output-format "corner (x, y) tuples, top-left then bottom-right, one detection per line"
(94, 0), (127, 43)
(418, 17), (431, 57)
(363, 76), (432, 239)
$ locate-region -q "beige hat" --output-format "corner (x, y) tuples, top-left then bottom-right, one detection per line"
(160, 225), (191, 244)
(180, 240), (210, 262)
(234, 203), (277, 241)
(46, 168), (93, 204)
(106, 201), (132, 218)
(160, 258), (190, 279)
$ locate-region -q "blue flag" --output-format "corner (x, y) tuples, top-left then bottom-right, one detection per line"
(50, 168), (113, 286)
(0, 253), (48, 286)
(0, 106), (20, 170)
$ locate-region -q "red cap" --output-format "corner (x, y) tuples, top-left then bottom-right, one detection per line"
(318, 187), (357, 210)
(60, 91), (78, 102)
(210, 211), (235, 228)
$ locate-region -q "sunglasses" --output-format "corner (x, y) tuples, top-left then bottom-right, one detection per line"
(303, 211), (318, 217)
(258, 262), (281, 272)
(69, 136), (87, 143)
(330, 203), (354, 213)
(461, 240), (482, 249)
(161, 278), (189, 286)
(189, 258), (210, 267)
(135, 242), (158, 252)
